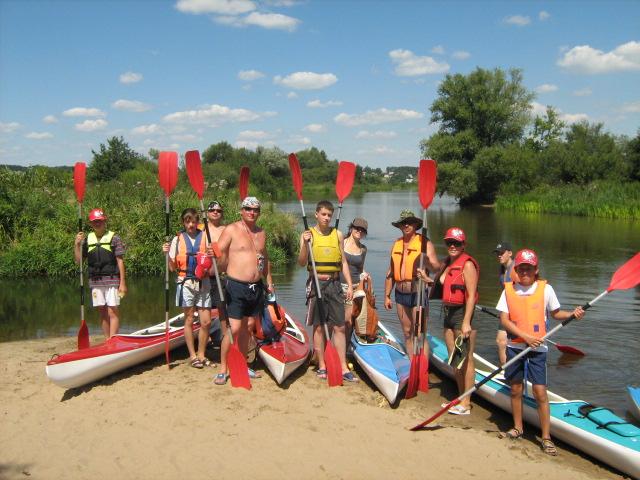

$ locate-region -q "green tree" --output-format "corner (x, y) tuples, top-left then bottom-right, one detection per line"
(203, 141), (234, 164)
(526, 106), (566, 151)
(88, 136), (146, 182)
(626, 130), (640, 181)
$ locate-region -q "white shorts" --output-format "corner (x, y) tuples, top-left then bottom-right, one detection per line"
(176, 278), (212, 309)
(91, 286), (121, 307)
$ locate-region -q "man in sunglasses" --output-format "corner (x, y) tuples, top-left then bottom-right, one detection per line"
(213, 197), (274, 385)
(203, 201), (226, 315)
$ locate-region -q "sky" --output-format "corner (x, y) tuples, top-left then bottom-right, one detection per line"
(0, 0), (639, 169)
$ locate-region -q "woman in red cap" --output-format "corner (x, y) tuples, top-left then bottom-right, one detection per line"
(495, 248), (584, 455)
(433, 227), (479, 415)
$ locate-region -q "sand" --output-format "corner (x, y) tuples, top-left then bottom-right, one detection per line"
(0, 336), (625, 480)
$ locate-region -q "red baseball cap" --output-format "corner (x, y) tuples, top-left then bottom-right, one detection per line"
(88, 209), (107, 222)
(444, 227), (466, 242)
(514, 249), (538, 267)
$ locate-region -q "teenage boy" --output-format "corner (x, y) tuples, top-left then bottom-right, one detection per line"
(496, 249), (584, 455)
(298, 200), (356, 382)
(74, 208), (127, 338)
(162, 208), (213, 369)
(493, 241), (518, 366)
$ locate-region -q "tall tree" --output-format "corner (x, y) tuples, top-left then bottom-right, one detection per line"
(526, 106), (566, 151)
(88, 136), (146, 182)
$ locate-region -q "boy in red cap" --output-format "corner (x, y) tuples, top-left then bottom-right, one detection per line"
(495, 248), (584, 455)
(74, 208), (127, 338)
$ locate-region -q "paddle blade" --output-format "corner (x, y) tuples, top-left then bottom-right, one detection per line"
(418, 159), (437, 210)
(73, 162), (86, 203)
(405, 356), (419, 398)
(335, 161), (356, 202)
(324, 341), (342, 387)
(418, 352), (429, 393)
(608, 252), (640, 292)
(410, 398), (461, 431)
(228, 344), (251, 390)
(239, 166), (249, 200)
(185, 150), (204, 200)
(77, 320), (89, 350)
(158, 151), (179, 197)
(556, 344), (585, 356)
(288, 153), (303, 200)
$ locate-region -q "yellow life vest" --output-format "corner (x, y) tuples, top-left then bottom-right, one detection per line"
(391, 235), (422, 282)
(309, 228), (341, 273)
(505, 280), (547, 343)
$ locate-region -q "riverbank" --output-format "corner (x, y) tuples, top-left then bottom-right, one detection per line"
(0, 336), (623, 480)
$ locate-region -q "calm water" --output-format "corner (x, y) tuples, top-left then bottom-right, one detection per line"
(2, 191), (638, 415)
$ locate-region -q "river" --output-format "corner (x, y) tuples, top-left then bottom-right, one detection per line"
(2, 191), (638, 416)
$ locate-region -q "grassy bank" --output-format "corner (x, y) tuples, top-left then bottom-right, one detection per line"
(495, 181), (640, 219)
(0, 165), (298, 277)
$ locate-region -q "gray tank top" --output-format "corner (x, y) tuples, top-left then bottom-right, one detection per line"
(340, 246), (367, 285)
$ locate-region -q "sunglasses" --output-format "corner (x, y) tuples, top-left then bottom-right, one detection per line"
(353, 226), (367, 234)
(208, 209), (223, 213)
(243, 207), (260, 213)
(445, 240), (463, 248)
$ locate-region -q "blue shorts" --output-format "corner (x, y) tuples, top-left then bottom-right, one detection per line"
(504, 346), (548, 385)
(395, 289), (417, 308)
(225, 277), (265, 319)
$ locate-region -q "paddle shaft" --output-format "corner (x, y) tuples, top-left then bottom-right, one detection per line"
(412, 294), (602, 430)
(77, 204), (85, 324)
(414, 209), (428, 354)
(163, 196), (171, 365)
(334, 201), (344, 229)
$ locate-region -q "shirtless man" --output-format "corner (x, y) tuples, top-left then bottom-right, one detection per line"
(213, 197), (274, 385)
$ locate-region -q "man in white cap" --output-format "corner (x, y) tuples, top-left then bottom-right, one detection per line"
(213, 197), (274, 385)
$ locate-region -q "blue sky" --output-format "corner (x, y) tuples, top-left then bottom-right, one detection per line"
(0, 0), (638, 169)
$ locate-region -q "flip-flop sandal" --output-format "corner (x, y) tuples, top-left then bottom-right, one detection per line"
(342, 371), (359, 383)
(213, 373), (228, 385)
(201, 359), (216, 367)
(541, 438), (558, 456)
(498, 428), (523, 440)
(448, 404), (471, 415)
(190, 357), (204, 369)
(316, 369), (327, 379)
(247, 368), (262, 379)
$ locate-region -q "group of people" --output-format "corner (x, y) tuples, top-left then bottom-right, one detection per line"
(75, 197), (585, 455)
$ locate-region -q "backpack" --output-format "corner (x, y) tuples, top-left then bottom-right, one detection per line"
(352, 277), (379, 341)
(255, 301), (287, 342)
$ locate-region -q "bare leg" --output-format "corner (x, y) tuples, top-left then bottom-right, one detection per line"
(510, 382), (525, 433)
(397, 304), (415, 356)
(107, 306), (120, 338)
(533, 384), (551, 440)
(458, 330), (476, 409)
(217, 327), (230, 375)
(496, 330), (508, 366)
(98, 306), (109, 337)
(313, 325), (326, 370)
(344, 304), (353, 346)
(183, 307), (197, 360)
(332, 324), (348, 372)
(196, 307), (211, 360)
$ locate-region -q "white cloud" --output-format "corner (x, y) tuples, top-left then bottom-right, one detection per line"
(620, 101), (640, 113)
(175, 0), (255, 15)
(530, 101), (588, 124)
(287, 135), (311, 146)
(431, 45), (445, 55)
(171, 133), (200, 142)
(535, 83), (558, 94)
(131, 124), (163, 135)
(244, 12), (300, 31)
(235, 140), (260, 149)
(389, 49), (449, 76)
(274, 72), (338, 90)
(573, 87), (593, 96)
(303, 123), (325, 133)
(287, 91), (298, 99)
(539, 10), (550, 21)
(557, 41), (640, 74)
(0, 122), (21, 133)
(112, 99), (152, 112)
(452, 50), (470, 60)
(560, 112), (589, 123)
(355, 130), (397, 139)
(238, 130), (271, 140)
(504, 15), (530, 26)
(75, 119), (108, 132)
(163, 103), (264, 125)
(119, 71), (143, 84)
(42, 115), (58, 124)
(25, 132), (53, 140)
(307, 99), (343, 108)
(63, 107), (106, 117)
(357, 145), (397, 156)
(334, 108), (424, 127)
(238, 69), (265, 81)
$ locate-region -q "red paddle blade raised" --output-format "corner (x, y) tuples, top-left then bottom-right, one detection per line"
(608, 252), (640, 291)
(418, 159), (437, 210)
(185, 150), (204, 200)
(158, 151), (179, 197)
(335, 161), (356, 202)
(288, 153), (303, 200)
(228, 345), (251, 390)
(239, 166), (250, 201)
(73, 162), (86, 203)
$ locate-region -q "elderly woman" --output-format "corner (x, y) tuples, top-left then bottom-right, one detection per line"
(383, 210), (439, 356)
(435, 227), (479, 415)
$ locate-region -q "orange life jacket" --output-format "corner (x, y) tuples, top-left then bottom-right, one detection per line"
(391, 235), (422, 282)
(174, 231), (206, 278)
(442, 253), (479, 306)
(255, 303), (287, 341)
(505, 280), (547, 343)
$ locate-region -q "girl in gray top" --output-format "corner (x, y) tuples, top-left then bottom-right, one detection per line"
(341, 218), (369, 344)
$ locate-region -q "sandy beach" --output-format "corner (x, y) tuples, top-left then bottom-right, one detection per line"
(0, 336), (625, 480)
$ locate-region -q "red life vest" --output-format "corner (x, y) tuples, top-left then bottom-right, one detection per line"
(442, 253), (479, 306)
(391, 235), (422, 282)
(505, 280), (547, 343)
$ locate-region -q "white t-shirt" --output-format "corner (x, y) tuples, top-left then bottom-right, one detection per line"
(496, 281), (561, 351)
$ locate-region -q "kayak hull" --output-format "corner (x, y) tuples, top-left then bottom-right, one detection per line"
(628, 386), (640, 423)
(351, 321), (410, 404)
(257, 312), (309, 385)
(428, 334), (640, 479)
(46, 313), (218, 389)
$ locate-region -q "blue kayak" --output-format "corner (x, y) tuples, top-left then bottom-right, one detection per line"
(428, 334), (640, 478)
(351, 321), (410, 404)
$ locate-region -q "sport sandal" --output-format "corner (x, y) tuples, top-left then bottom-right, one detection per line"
(498, 428), (523, 440)
(541, 438), (558, 456)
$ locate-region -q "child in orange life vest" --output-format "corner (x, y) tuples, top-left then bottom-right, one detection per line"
(496, 249), (585, 455)
(162, 208), (216, 369)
